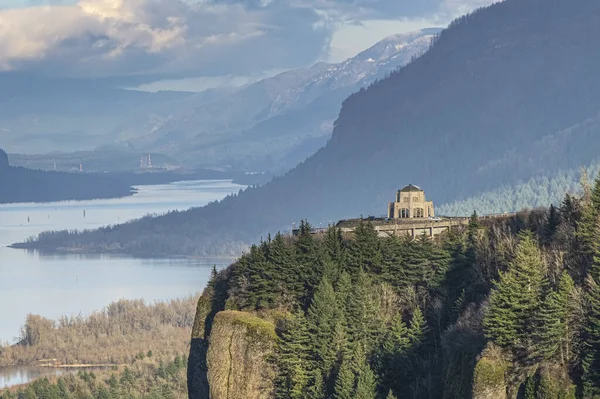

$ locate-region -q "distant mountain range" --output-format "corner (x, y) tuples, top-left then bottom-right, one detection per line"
(3, 29), (439, 173)
(115, 28), (441, 172)
(23, 0), (600, 257)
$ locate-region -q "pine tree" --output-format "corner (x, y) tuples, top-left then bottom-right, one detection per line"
(583, 275), (600, 397)
(347, 221), (382, 275)
(333, 354), (355, 399)
(307, 276), (340, 382)
(380, 235), (406, 287)
(524, 375), (536, 399)
(276, 312), (312, 399)
(577, 177), (600, 264)
(408, 306), (427, 347)
(382, 313), (410, 357)
(295, 220), (322, 304)
(386, 390), (398, 399)
(381, 312), (410, 393)
(324, 226), (346, 273)
(531, 271), (574, 363)
(484, 232), (546, 348)
(354, 359), (378, 399)
(345, 270), (382, 350)
(543, 204), (560, 245)
(268, 232), (296, 305)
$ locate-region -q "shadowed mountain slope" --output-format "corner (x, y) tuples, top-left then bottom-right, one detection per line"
(23, 0), (600, 256)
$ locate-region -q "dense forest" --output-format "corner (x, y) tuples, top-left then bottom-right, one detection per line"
(0, 354), (188, 399)
(189, 175), (600, 398)
(437, 163), (600, 217)
(22, 0), (600, 257)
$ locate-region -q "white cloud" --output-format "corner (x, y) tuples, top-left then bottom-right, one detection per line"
(0, 0), (497, 82)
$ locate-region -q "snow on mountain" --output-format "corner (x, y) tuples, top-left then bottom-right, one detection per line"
(125, 28), (443, 171)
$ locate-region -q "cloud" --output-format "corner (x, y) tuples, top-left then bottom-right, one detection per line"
(0, 0), (496, 83)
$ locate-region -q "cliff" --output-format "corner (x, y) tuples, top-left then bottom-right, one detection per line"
(188, 281), (277, 399)
(207, 311), (276, 399)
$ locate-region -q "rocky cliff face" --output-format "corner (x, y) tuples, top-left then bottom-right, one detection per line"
(188, 287), (277, 399)
(207, 311), (276, 399)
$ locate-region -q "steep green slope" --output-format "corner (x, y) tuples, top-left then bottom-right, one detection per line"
(189, 182), (600, 398)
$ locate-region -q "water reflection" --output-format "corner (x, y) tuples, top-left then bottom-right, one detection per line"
(0, 366), (108, 390)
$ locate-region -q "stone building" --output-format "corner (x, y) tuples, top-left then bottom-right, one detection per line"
(388, 184), (434, 219)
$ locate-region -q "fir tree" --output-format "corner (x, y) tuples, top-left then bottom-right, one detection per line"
(276, 312), (312, 399)
(408, 307), (427, 347)
(484, 232), (546, 348)
(531, 271), (574, 363)
(345, 270), (381, 350)
(354, 359), (378, 399)
(333, 353), (355, 399)
(268, 232), (296, 305)
(307, 276), (340, 383)
(324, 226), (346, 273)
(382, 313), (410, 357)
(583, 275), (600, 397)
(295, 220), (322, 304)
(347, 221), (382, 275)
(543, 204), (560, 245)
(524, 375), (536, 399)
(386, 390), (398, 399)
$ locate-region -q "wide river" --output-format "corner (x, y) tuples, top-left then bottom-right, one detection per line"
(0, 179), (244, 388)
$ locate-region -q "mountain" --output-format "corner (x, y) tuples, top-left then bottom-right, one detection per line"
(0, 73), (194, 154)
(22, 0), (600, 257)
(117, 29), (440, 172)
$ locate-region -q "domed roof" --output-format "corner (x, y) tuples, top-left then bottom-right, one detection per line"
(400, 184), (422, 192)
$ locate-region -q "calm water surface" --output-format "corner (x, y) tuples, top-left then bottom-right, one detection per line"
(0, 180), (244, 389)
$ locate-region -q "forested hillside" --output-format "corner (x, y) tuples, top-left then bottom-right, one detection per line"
(437, 162), (600, 217)
(24, 0), (600, 256)
(189, 177), (600, 398)
(0, 148), (135, 203)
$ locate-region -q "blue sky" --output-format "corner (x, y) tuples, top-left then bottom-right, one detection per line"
(0, 0), (494, 89)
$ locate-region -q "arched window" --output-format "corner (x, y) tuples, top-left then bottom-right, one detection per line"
(401, 208), (410, 218)
(414, 208), (424, 218)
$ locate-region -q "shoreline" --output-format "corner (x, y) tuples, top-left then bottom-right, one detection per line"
(6, 243), (240, 261)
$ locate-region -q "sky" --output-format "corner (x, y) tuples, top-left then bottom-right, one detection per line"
(0, 0), (496, 90)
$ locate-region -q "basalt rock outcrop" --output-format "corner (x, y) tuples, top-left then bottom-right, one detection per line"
(188, 287), (277, 399)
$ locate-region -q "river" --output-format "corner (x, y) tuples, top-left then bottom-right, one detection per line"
(0, 179), (244, 389)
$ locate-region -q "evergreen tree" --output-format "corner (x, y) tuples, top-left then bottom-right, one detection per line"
(386, 390), (398, 399)
(531, 271), (574, 363)
(524, 375), (536, 399)
(295, 220), (322, 305)
(324, 226), (346, 273)
(354, 360), (378, 399)
(307, 276), (341, 384)
(408, 307), (427, 347)
(577, 177), (600, 264)
(484, 232), (546, 348)
(382, 313), (410, 357)
(381, 312), (410, 393)
(380, 235), (406, 287)
(583, 275), (600, 397)
(543, 204), (560, 245)
(276, 312), (312, 399)
(268, 232), (296, 306)
(333, 353), (355, 399)
(347, 221), (382, 275)
(345, 270), (382, 350)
